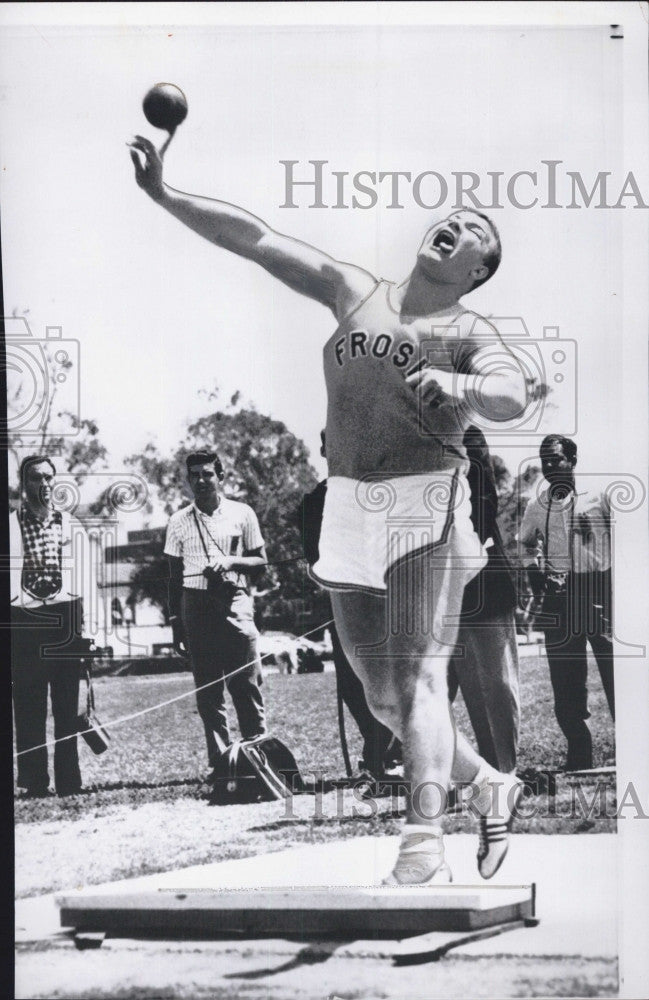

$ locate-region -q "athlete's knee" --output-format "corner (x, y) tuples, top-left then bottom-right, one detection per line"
(390, 667), (449, 732)
(406, 662), (449, 702)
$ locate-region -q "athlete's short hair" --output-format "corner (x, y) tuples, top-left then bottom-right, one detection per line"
(19, 454), (56, 489)
(469, 211), (502, 291)
(185, 450), (223, 476)
(540, 434), (577, 465)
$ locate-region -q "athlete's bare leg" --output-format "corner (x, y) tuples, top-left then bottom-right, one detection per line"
(331, 533), (522, 883)
(332, 535), (472, 825)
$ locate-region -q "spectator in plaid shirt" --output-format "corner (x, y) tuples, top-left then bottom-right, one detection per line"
(10, 455), (99, 797)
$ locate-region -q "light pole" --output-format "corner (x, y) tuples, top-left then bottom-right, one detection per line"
(123, 604), (134, 659)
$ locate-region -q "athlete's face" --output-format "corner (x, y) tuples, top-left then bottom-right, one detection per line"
(417, 211), (495, 288)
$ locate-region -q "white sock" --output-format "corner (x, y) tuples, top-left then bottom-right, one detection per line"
(472, 761), (498, 787)
(402, 824), (444, 840)
(470, 765), (520, 819)
(467, 763), (501, 817)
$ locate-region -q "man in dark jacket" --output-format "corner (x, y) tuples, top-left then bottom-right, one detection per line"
(300, 434), (395, 779)
(447, 425), (520, 774)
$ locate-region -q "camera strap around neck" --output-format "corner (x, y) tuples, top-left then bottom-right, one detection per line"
(82, 665), (95, 714)
(192, 506), (228, 560)
(544, 491), (575, 577)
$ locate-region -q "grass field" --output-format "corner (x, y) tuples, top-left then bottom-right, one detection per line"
(15, 649), (616, 899)
(15, 652), (619, 1000)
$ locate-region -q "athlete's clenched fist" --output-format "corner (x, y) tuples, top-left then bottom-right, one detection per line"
(405, 366), (456, 409)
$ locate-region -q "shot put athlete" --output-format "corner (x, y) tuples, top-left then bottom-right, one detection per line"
(129, 134), (530, 885)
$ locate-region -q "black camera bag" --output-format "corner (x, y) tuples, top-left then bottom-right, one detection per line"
(209, 735), (304, 805)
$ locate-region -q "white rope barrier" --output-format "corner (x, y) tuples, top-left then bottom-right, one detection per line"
(13, 619), (334, 759)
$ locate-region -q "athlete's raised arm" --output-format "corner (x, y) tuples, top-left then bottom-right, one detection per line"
(129, 136), (375, 319)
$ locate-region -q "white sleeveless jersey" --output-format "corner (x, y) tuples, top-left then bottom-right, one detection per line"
(323, 280), (491, 480)
(312, 280), (491, 592)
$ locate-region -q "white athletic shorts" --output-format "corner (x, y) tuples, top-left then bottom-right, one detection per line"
(310, 470), (486, 595)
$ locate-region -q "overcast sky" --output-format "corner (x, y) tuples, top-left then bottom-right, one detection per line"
(0, 15), (642, 510)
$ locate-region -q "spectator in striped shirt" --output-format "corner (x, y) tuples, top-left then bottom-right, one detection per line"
(164, 451), (267, 772)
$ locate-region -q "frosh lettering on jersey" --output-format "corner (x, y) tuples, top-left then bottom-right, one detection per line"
(322, 281), (488, 479)
(333, 328), (463, 374)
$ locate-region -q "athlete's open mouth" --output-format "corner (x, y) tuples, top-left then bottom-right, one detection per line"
(432, 228), (456, 255)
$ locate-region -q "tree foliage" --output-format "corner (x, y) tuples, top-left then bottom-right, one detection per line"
(127, 559), (172, 622)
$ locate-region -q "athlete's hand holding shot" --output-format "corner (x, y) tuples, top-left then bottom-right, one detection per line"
(129, 126), (530, 886)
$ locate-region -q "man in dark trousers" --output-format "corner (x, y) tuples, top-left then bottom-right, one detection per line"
(519, 434), (614, 770)
(300, 427), (520, 780)
(299, 433), (395, 781)
(448, 425), (520, 775)
(165, 451), (268, 771)
(10, 455), (99, 797)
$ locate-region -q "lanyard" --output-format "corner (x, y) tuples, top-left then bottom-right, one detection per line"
(544, 492), (575, 573)
(191, 506), (228, 561)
